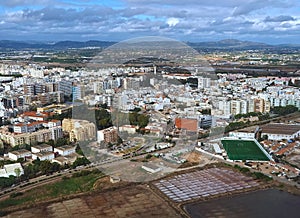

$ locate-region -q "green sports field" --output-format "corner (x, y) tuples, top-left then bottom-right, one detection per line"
(221, 139), (270, 161)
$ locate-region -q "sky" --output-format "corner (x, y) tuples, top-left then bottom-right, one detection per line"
(0, 0), (299, 44)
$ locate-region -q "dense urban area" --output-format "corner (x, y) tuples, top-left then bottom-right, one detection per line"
(0, 40), (300, 217)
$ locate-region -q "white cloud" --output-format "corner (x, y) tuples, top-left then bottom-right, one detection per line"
(166, 17), (179, 27)
(0, 0), (299, 43)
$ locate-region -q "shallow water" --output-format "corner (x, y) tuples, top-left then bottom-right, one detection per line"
(184, 189), (300, 218)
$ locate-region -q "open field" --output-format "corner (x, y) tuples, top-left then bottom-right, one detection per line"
(221, 139), (270, 161)
(2, 185), (181, 218)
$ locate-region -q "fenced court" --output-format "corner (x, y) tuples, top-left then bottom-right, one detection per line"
(221, 139), (271, 161)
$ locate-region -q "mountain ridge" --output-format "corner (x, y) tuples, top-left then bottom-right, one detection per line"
(0, 39), (299, 50)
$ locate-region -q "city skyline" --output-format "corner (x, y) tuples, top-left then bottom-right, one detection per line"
(0, 0), (299, 44)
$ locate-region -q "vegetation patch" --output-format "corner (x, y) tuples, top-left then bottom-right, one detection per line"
(0, 169), (103, 210)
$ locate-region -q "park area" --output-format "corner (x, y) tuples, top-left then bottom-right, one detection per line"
(221, 139), (271, 161)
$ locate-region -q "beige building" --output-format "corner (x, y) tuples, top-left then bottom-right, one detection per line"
(253, 98), (270, 113)
(118, 125), (137, 134)
(0, 126), (63, 147)
(97, 126), (118, 143)
(37, 104), (72, 114)
(62, 119), (96, 142)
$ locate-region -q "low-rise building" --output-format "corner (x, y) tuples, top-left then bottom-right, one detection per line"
(19, 111), (52, 121)
(31, 144), (53, 153)
(32, 151), (55, 161)
(118, 125), (137, 134)
(229, 126), (259, 139)
(141, 163), (161, 174)
(261, 123), (300, 140)
(54, 145), (76, 156)
(51, 154), (77, 165)
(8, 149), (31, 161)
(0, 163), (24, 178)
(175, 118), (198, 132)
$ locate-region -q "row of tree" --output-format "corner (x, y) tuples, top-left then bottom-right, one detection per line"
(234, 112), (264, 119)
(271, 105), (298, 116)
(0, 156), (91, 189)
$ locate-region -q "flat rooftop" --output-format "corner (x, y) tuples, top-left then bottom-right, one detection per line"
(261, 123), (300, 135)
(55, 145), (76, 151)
(235, 126), (259, 133)
(32, 144), (52, 149)
(9, 149), (31, 155)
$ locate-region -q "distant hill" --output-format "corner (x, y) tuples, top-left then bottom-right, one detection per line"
(0, 39), (299, 50)
(0, 40), (115, 50)
(187, 39), (273, 49)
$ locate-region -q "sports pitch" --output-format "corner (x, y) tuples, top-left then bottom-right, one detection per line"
(221, 139), (270, 161)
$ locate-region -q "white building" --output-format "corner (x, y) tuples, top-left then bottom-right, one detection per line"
(198, 77), (211, 89)
(54, 145), (76, 156)
(119, 125), (137, 134)
(0, 163), (24, 178)
(141, 164), (161, 174)
(51, 155), (77, 165)
(8, 149), (31, 161)
(32, 152), (55, 161)
(31, 144), (53, 153)
(261, 123), (300, 141)
(229, 126), (259, 139)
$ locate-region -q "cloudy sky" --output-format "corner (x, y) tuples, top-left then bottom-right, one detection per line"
(0, 0), (299, 43)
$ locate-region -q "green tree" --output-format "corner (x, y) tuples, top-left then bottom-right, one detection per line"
(271, 105), (298, 115)
(72, 157), (90, 168)
(39, 160), (53, 174)
(14, 168), (21, 178)
(137, 114), (149, 128)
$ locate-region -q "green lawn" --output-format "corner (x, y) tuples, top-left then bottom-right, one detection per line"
(221, 139), (270, 161)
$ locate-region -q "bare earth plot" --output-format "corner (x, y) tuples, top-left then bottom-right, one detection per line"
(3, 185), (182, 218)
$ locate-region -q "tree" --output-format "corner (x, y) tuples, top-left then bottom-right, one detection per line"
(14, 168), (21, 178)
(117, 136), (123, 145)
(271, 105), (298, 116)
(72, 157), (90, 168)
(0, 176), (16, 189)
(137, 114), (149, 128)
(39, 160), (53, 174)
(262, 135), (268, 140)
(55, 138), (69, 147)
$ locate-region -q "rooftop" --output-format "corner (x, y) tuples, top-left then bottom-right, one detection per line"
(9, 149), (31, 155)
(261, 123), (300, 135)
(235, 126), (259, 133)
(55, 145), (76, 151)
(34, 151), (54, 157)
(32, 144), (53, 150)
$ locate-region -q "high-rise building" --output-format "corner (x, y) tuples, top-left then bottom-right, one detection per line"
(97, 126), (118, 143)
(58, 80), (73, 96)
(198, 77), (211, 89)
(62, 119), (96, 142)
